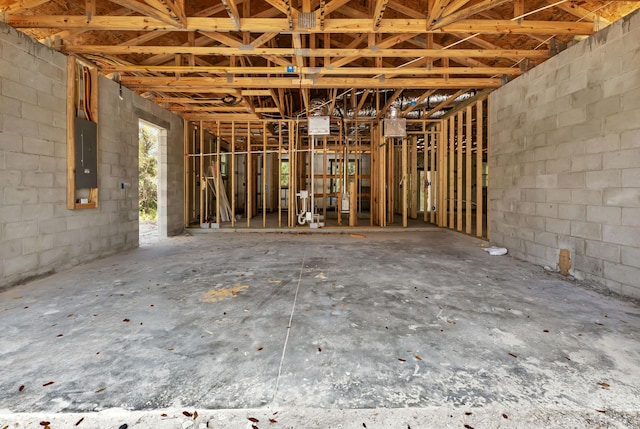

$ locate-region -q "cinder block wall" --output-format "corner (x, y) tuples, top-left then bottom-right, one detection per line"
(490, 10), (640, 297)
(0, 23), (184, 288)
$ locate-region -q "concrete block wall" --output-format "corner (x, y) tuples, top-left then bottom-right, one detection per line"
(0, 23), (183, 288)
(490, 10), (640, 298)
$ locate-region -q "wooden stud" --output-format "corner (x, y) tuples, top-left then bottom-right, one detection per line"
(486, 98), (491, 240)
(402, 136), (408, 227)
(199, 120), (204, 225)
(246, 122), (251, 228)
(263, 122), (267, 228)
(476, 99), (483, 238)
(410, 135), (418, 219)
(448, 116), (455, 228)
(231, 121), (236, 228)
(456, 111), (463, 231)
(278, 123), (282, 228)
(465, 105), (472, 235)
(323, 136), (328, 223)
(216, 121), (221, 226)
(183, 119), (189, 227)
(430, 125), (437, 224)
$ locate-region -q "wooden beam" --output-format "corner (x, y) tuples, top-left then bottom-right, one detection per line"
(8, 16), (597, 35)
(372, 0), (389, 29)
(85, 0), (96, 22)
(432, 0), (514, 30)
(377, 88), (403, 120)
(66, 45), (550, 61)
(105, 0), (183, 27)
(401, 89), (436, 117)
(0, 0), (49, 14)
(100, 64), (522, 76)
(425, 89), (467, 118)
(220, 0), (241, 30)
(548, 0), (610, 27)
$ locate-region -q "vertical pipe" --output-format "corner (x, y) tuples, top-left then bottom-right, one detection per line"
(430, 125), (437, 224)
(216, 121), (221, 226)
(310, 135), (315, 222)
(323, 136), (327, 223)
(486, 98), (491, 240)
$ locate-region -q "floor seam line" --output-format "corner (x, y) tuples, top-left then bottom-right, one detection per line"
(273, 249), (306, 402)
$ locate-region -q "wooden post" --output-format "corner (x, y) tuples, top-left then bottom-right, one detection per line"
(246, 122), (251, 228)
(263, 122), (267, 228)
(486, 98), (491, 240)
(323, 136), (327, 223)
(278, 122), (282, 228)
(402, 136), (408, 228)
(457, 111), (463, 231)
(410, 135), (418, 219)
(199, 120), (204, 225)
(231, 121), (236, 228)
(449, 116), (455, 228)
(430, 125), (437, 224)
(183, 119), (189, 227)
(349, 180), (357, 226)
(216, 121), (221, 226)
(476, 100), (484, 237)
(466, 105), (473, 235)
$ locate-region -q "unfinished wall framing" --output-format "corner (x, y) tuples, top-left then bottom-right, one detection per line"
(435, 96), (490, 238)
(184, 111), (490, 235)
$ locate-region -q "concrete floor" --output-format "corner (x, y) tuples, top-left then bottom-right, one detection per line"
(1, 229), (640, 428)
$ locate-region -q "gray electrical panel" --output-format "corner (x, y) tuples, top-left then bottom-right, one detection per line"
(74, 117), (98, 188)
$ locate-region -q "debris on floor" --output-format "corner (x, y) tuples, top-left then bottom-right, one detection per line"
(481, 246), (508, 256)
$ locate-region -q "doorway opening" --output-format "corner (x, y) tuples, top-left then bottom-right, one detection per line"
(139, 120), (161, 245)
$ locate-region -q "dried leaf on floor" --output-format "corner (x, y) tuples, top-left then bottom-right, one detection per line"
(269, 418), (277, 423)
(398, 358), (406, 362)
(95, 387), (106, 393)
(57, 334), (63, 337)
(543, 330), (549, 333)
(252, 425), (258, 429)
(123, 319), (130, 322)
(465, 412), (472, 415)
(415, 356), (422, 361)
(596, 410), (606, 413)
(119, 424), (128, 429)
(258, 347), (263, 351)
(39, 422), (50, 426)
(464, 425), (475, 429)
(43, 381), (54, 386)
(18, 385), (24, 391)
(193, 411), (198, 419)
(508, 353), (518, 358)
(248, 417), (259, 422)
(183, 411), (193, 417)
(502, 413), (508, 419)
(599, 382), (610, 388)
(161, 414), (167, 417)
(318, 348), (322, 352)
(75, 417), (84, 426)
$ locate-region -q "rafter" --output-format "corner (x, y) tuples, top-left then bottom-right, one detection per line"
(401, 89), (437, 117)
(372, 0), (389, 29)
(432, 0), (514, 30)
(424, 88), (467, 118)
(106, 0), (183, 28)
(377, 88), (404, 120)
(220, 0), (241, 30)
(548, 0), (610, 27)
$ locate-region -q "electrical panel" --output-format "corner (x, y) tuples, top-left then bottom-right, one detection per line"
(74, 117), (98, 188)
(308, 116), (330, 136)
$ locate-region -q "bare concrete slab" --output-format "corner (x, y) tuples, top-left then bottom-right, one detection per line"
(1, 230), (639, 428)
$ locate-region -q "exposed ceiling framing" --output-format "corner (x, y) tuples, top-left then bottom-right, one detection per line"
(2, 0), (639, 121)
